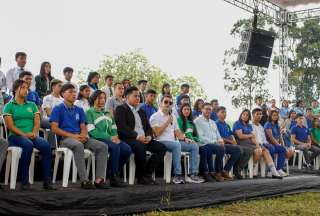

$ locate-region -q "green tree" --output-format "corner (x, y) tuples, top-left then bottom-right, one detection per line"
(223, 16), (272, 110)
(77, 50), (207, 102)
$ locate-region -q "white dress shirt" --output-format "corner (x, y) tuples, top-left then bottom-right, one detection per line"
(149, 110), (178, 141)
(42, 94), (64, 118)
(6, 67), (35, 92)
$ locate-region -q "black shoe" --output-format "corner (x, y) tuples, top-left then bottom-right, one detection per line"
(272, 175), (283, 180)
(43, 182), (57, 190)
(81, 181), (96, 189)
(21, 183), (31, 191)
(233, 170), (243, 180)
(94, 181), (111, 189)
(203, 172), (215, 182)
(137, 177), (153, 185)
(110, 176), (127, 187)
(0, 184), (3, 190)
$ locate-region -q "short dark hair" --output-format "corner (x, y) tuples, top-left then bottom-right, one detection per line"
(105, 74), (113, 80)
(50, 79), (63, 91)
(180, 94), (190, 101)
(86, 71), (100, 84)
(252, 108), (262, 115)
(125, 86), (139, 97)
(210, 99), (218, 104)
(146, 89), (157, 95)
(161, 94), (173, 102)
(12, 80), (27, 97)
(63, 67), (74, 74)
(216, 106), (226, 113)
(114, 82), (123, 88)
(138, 80), (148, 85)
(306, 107), (312, 112)
(61, 83), (75, 95)
(15, 52), (26, 60)
(296, 113), (304, 118)
(202, 102), (212, 108)
(255, 96), (262, 100)
(19, 71), (33, 79)
(312, 99), (318, 103)
(89, 90), (106, 107)
(181, 83), (190, 89)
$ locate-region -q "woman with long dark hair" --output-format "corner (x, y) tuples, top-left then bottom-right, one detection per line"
(86, 90), (132, 187)
(87, 71), (100, 94)
(177, 103), (199, 142)
(35, 61), (54, 98)
(192, 99), (204, 119)
(75, 85), (91, 112)
(3, 80), (54, 190)
(156, 83), (171, 106)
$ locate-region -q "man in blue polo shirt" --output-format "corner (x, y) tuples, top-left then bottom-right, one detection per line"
(216, 106), (251, 179)
(140, 89), (158, 120)
(50, 83), (110, 189)
(19, 71), (41, 106)
(291, 113), (320, 169)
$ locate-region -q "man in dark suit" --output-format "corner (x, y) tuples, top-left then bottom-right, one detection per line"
(114, 86), (167, 185)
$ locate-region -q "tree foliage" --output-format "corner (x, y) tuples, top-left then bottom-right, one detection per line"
(78, 50), (207, 101)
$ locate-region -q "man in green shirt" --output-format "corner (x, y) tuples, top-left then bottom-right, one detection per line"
(311, 99), (320, 118)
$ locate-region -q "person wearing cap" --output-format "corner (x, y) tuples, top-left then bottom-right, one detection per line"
(140, 89), (158, 120)
(138, 80), (148, 104)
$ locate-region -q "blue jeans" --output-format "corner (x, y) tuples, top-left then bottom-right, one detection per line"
(8, 135), (52, 184)
(199, 144), (225, 173)
(99, 139), (132, 176)
(264, 143), (286, 170)
(224, 144), (241, 171)
(283, 133), (293, 147)
(161, 140), (199, 175)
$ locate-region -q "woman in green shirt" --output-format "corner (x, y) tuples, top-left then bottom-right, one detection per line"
(3, 80), (54, 190)
(86, 90), (131, 187)
(177, 103), (200, 143)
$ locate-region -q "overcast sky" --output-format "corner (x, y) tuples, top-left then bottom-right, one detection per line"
(1, 0), (319, 120)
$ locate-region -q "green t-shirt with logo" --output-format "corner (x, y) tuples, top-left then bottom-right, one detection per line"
(311, 128), (320, 143)
(3, 100), (40, 137)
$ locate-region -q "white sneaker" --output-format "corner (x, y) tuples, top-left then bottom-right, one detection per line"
(253, 164), (259, 176)
(185, 175), (205, 184)
(172, 175), (185, 184)
(278, 169), (288, 177)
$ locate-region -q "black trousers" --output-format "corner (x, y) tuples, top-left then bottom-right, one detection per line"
(124, 139), (167, 180)
(234, 139), (255, 172)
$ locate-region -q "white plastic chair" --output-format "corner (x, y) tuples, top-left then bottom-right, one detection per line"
(292, 149), (304, 169)
(71, 149), (96, 183)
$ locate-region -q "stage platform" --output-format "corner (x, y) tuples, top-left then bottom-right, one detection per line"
(1, 170), (320, 216)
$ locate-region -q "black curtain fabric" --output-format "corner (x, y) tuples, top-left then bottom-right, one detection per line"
(0, 171), (320, 216)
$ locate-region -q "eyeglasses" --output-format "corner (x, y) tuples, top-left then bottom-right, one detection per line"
(164, 100), (173, 105)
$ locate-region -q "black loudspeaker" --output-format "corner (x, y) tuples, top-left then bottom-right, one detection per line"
(237, 28), (275, 68)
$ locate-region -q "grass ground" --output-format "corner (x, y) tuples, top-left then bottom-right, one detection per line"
(142, 192), (320, 216)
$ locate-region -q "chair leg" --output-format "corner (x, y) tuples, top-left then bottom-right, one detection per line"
(164, 152), (172, 184)
(260, 159), (266, 178)
(29, 151), (35, 184)
(248, 156), (254, 179)
(298, 151), (303, 170)
(286, 159), (290, 175)
(183, 155), (187, 180)
(10, 150), (21, 190)
(72, 157), (77, 183)
(123, 164), (127, 183)
(91, 155), (96, 183)
(53, 153), (61, 184)
(62, 151), (73, 188)
(128, 154), (135, 185)
(5, 151), (12, 185)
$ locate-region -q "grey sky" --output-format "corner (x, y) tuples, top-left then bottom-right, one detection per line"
(0, 0), (319, 120)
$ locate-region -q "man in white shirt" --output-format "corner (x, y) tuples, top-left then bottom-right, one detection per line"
(63, 67), (78, 92)
(42, 79), (64, 120)
(101, 74), (114, 98)
(150, 94), (203, 184)
(251, 108), (283, 178)
(6, 52), (35, 92)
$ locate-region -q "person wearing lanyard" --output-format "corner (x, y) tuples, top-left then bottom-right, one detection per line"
(3, 79), (54, 190)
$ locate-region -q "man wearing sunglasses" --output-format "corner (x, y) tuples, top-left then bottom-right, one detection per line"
(150, 94), (203, 184)
(114, 86), (167, 185)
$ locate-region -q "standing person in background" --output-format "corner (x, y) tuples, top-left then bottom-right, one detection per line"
(63, 67), (78, 92)
(75, 85), (91, 112)
(87, 71), (100, 94)
(106, 82), (125, 114)
(192, 99), (204, 119)
(6, 52), (32, 92)
(311, 99), (320, 119)
(138, 80), (148, 104)
(122, 79), (131, 93)
(176, 83), (190, 107)
(279, 100), (290, 121)
(268, 99), (280, 114)
(101, 75), (114, 98)
(35, 62), (54, 99)
(173, 94), (190, 117)
(140, 89), (158, 120)
(19, 71), (41, 107)
(157, 83), (171, 106)
(306, 108), (314, 130)
(210, 99), (219, 121)
(0, 57), (7, 113)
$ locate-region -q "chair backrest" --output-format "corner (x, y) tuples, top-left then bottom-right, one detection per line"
(0, 115), (9, 141)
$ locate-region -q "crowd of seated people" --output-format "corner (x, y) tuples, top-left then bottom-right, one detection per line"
(0, 52), (320, 191)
